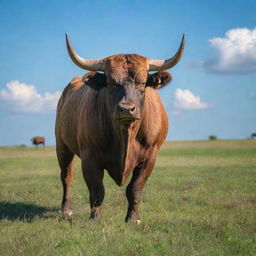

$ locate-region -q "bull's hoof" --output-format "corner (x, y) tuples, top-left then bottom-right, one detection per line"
(125, 216), (141, 225)
(61, 203), (73, 216)
(63, 209), (73, 216)
(125, 211), (141, 224)
(90, 207), (102, 220)
(125, 218), (141, 225)
(89, 215), (101, 221)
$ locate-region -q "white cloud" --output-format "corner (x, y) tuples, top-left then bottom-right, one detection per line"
(0, 81), (61, 113)
(174, 89), (209, 110)
(204, 27), (256, 74)
(250, 92), (256, 97)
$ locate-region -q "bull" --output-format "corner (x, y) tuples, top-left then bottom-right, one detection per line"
(31, 136), (45, 148)
(55, 33), (185, 223)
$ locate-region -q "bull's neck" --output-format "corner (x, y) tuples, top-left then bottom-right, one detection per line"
(113, 120), (141, 184)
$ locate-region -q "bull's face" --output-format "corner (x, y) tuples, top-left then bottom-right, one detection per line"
(65, 33), (185, 125)
(104, 55), (147, 124)
(104, 55), (173, 124)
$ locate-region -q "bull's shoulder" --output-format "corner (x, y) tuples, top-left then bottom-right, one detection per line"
(70, 76), (84, 88)
(69, 72), (107, 91)
(81, 72), (107, 90)
(57, 72), (107, 112)
(144, 87), (163, 108)
(140, 87), (168, 147)
(59, 72), (107, 103)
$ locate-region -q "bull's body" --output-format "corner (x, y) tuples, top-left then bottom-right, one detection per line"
(31, 136), (45, 148)
(55, 34), (185, 223)
(56, 72), (168, 186)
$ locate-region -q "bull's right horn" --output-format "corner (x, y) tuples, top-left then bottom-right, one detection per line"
(148, 33), (186, 71)
(65, 33), (105, 71)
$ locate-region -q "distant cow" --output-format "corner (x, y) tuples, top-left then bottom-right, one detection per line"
(31, 136), (45, 148)
(55, 33), (185, 223)
(251, 133), (256, 139)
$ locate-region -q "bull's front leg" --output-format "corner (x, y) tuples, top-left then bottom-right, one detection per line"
(125, 147), (157, 223)
(81, 153), (105, 220)
(56, 142), (75, 216)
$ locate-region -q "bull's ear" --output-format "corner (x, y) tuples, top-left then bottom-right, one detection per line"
(82, 71), (107, 90)
(146, 71), (172, 89)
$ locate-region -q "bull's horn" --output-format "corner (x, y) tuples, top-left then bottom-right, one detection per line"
(65, 33), (105, 71)
(148, 33), (185, 71)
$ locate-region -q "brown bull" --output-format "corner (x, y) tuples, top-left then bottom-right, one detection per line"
(31, 136), (45, 148)
(55, 33), (185, 223)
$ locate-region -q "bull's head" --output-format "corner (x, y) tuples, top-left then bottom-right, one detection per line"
(65, 33), (185, 125)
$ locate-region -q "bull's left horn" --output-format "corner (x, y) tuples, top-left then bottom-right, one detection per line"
(148, 33), (185, 71)
(65, 33), (105, 71)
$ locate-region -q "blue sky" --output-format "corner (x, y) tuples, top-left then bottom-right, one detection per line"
(0, 0), (255, 145)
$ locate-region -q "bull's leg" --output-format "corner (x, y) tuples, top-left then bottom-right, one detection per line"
(56, 143), (75, 216)
(125, 147), (157, 223)
(81, 154), (105, 220)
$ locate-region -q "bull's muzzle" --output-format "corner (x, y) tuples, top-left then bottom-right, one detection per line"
(117, 102), (140, 123)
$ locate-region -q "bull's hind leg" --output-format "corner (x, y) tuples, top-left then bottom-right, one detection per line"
(81, 153), (105, 220)
(125, 147), (157, 223)
(56, 143), (75, 216)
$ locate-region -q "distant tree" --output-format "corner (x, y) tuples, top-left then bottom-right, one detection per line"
(251, 133), (256, 139)
(209, 135), (217, 140)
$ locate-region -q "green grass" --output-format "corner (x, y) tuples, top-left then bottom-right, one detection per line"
(0, 140), (256, 256)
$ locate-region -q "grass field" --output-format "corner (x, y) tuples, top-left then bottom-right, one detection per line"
(0, 140), (256, 256)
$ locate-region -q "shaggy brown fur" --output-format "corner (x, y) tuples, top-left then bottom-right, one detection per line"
(55, 54), (171, 222)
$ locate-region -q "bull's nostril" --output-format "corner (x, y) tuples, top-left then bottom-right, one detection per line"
(118, 103), (136, 115)
(118, 105), (125, 112)
(130, 106), (135, 113)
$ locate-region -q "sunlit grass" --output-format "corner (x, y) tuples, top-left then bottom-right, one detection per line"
(0, 140), (256, 255)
